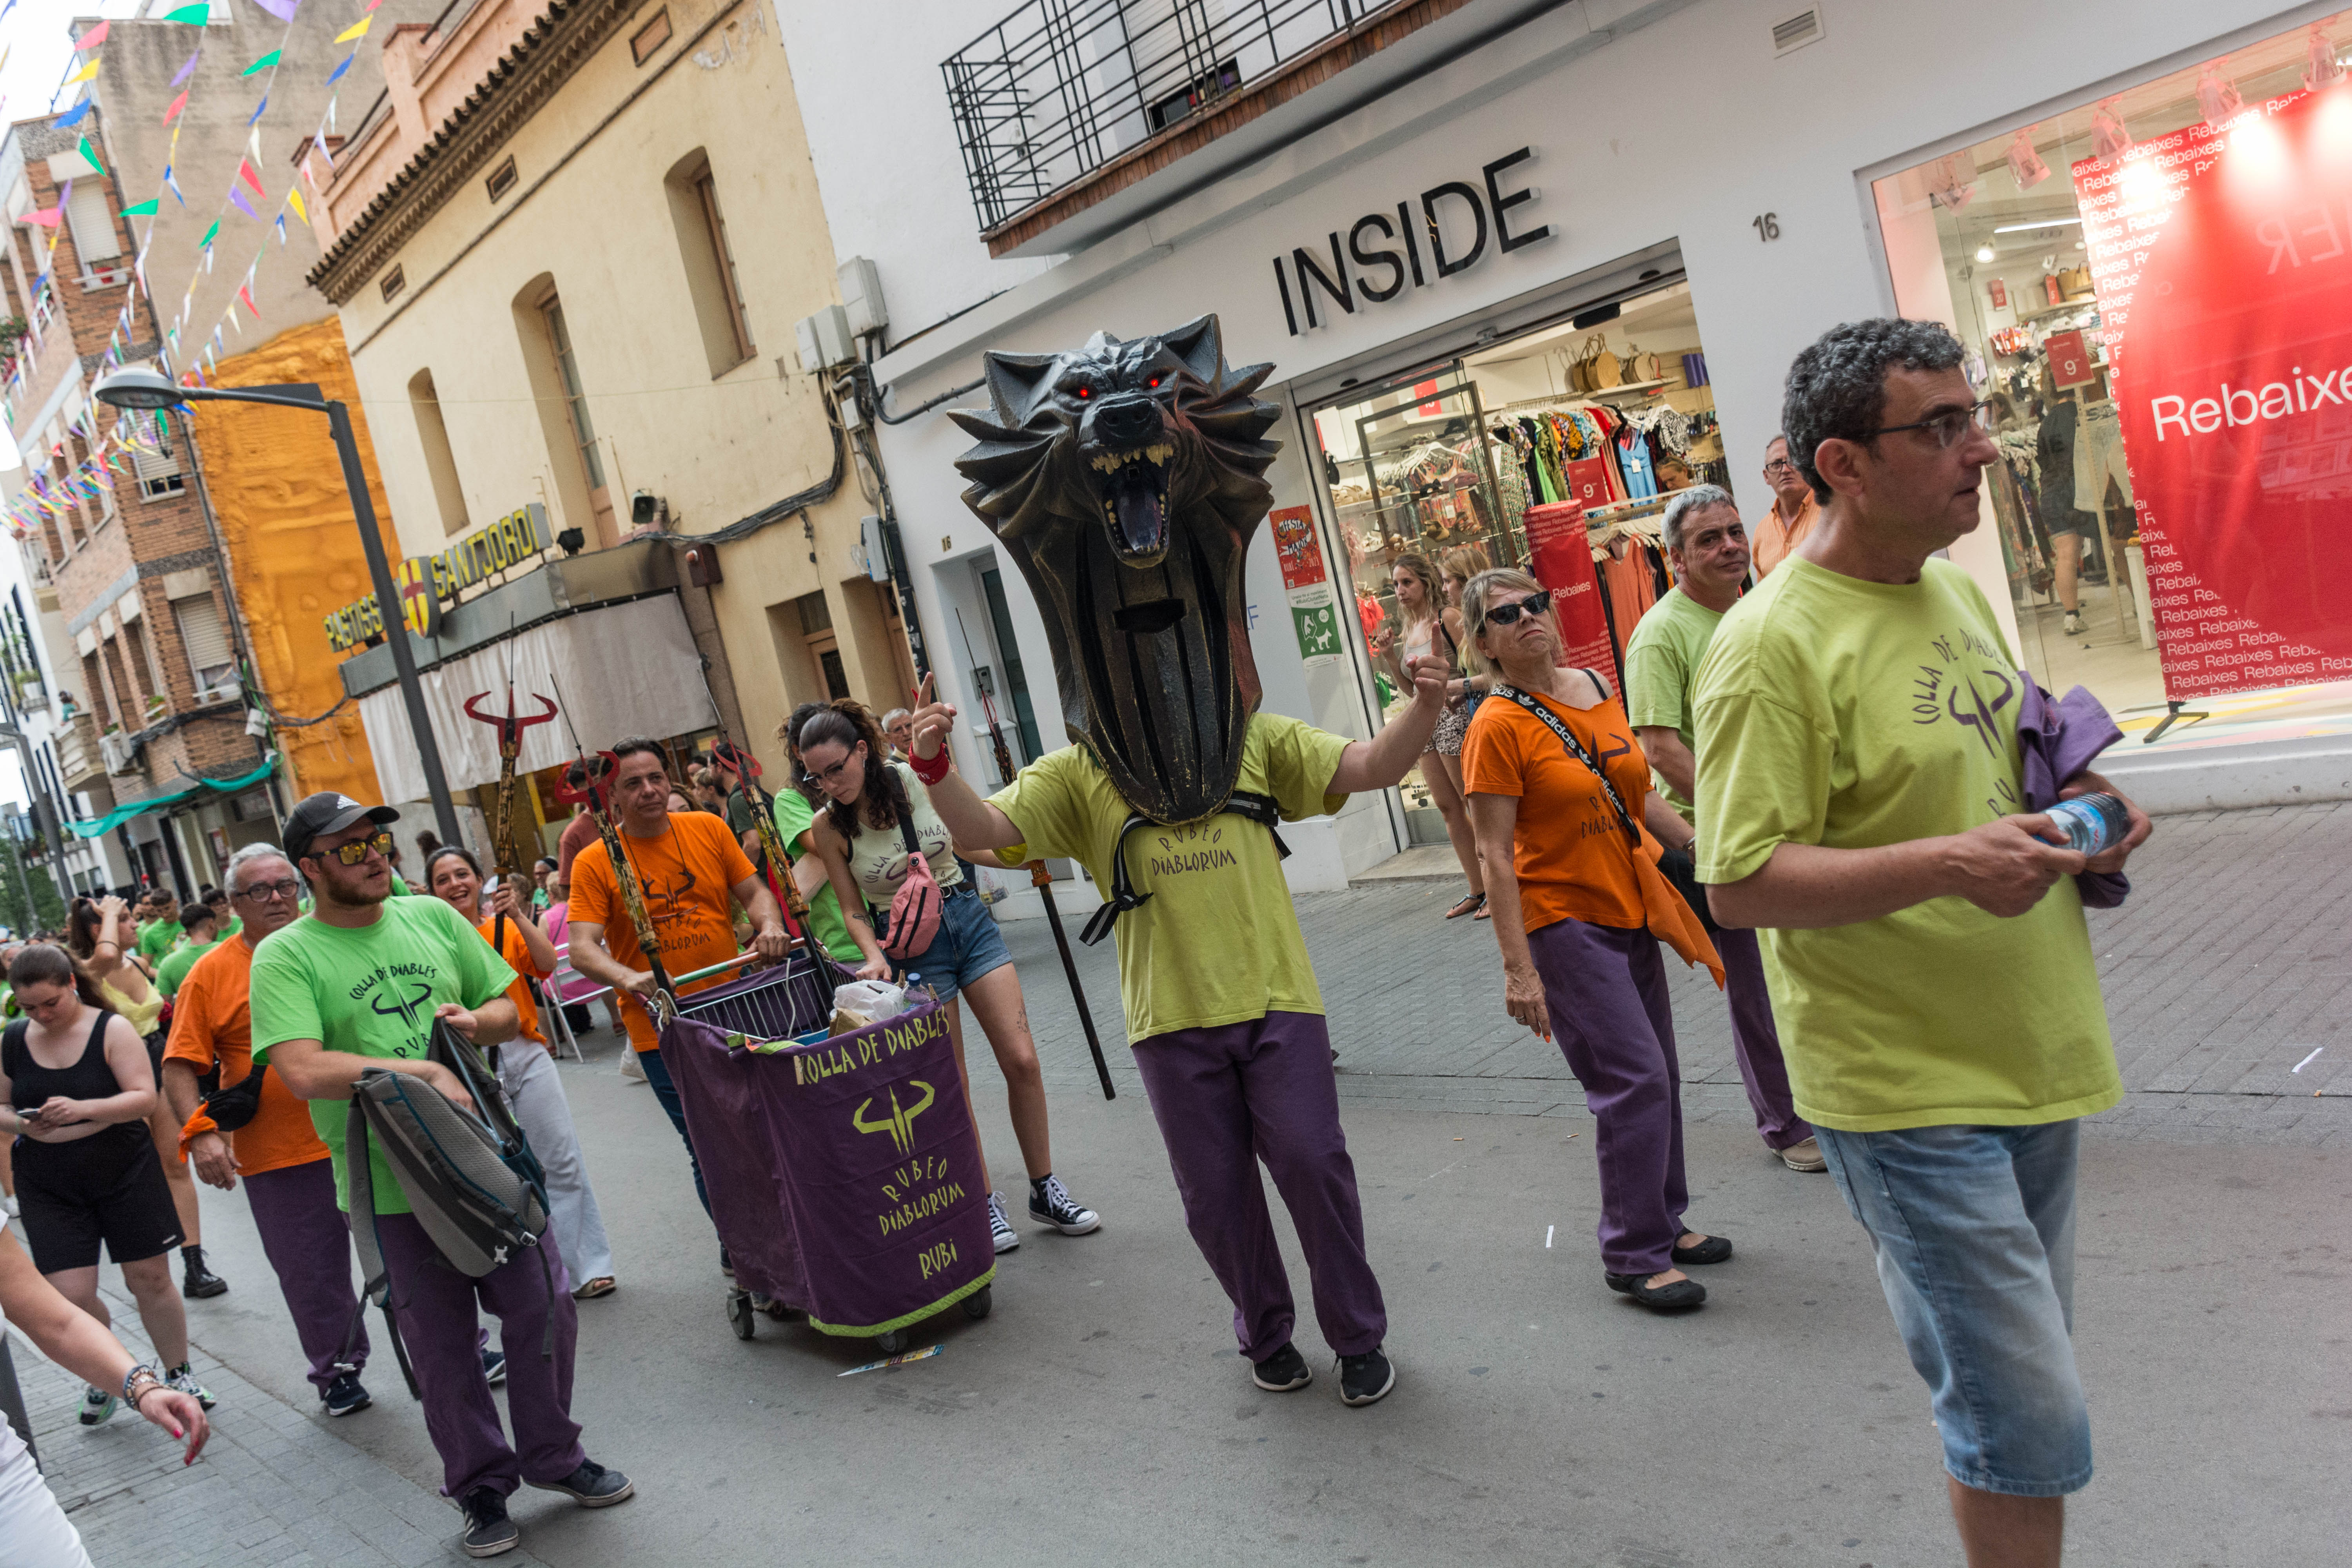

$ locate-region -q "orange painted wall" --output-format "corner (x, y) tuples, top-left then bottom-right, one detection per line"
(187, 316), (399, 805)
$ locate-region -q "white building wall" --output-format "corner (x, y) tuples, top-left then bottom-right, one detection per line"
(780, 0), (2335, 874)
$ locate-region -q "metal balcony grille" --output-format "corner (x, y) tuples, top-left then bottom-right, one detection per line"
(943, 0), (1391, 234)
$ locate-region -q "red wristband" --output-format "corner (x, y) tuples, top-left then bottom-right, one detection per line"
(909, 746), (951, 786)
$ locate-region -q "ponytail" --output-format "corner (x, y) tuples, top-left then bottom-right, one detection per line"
(797, 700), (906, 842)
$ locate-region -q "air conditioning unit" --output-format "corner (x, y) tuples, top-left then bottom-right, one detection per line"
(99, 731), (138, 776)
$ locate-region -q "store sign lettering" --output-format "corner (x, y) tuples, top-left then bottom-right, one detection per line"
(1271, 148), (1550, 336)
(324, 504), (554, 652)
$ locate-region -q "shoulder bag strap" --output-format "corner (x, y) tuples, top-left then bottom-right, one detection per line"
(1494, 685), (1643, 849)
(339, 1083), (419, 1397)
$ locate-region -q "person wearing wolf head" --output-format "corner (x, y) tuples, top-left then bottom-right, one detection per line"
(909, 316), (1449, 1408)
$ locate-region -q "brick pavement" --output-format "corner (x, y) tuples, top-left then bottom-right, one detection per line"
(6, 1294), (551, 1568)
(1001, 800), (2352, 1147)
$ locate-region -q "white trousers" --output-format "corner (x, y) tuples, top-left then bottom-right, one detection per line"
(0, 1420), (93, 1568)
(497, 1040), (615, 1285)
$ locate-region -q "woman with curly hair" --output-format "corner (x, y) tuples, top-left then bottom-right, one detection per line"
(797, 695), (1101, 1256)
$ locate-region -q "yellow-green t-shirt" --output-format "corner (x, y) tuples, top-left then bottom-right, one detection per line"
(1691, 554), (2121, 1133)
(249, 896), (517, 1212)
(1622, 585), (1727, 826)
(989, 714), (1349, 1044)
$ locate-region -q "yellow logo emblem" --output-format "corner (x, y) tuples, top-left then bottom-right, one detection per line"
(851, 1080), (935, 1156)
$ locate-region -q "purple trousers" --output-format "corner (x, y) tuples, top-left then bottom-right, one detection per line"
(243, 1159), (365, 1394)
(1718, 927), (1811, 1151)
(372, 1212), (584, 1501)
(1527, 918), (1688, 1277)
(1131, 1011), (1386, 1362)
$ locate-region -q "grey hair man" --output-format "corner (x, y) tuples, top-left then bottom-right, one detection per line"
(1694, 318), (2151, 1568)
(1623, 485), (1814, 1171)
(1751, 434), (1818, 577)
(159, 843), (376, 1417)
(880, 707), (915, 762)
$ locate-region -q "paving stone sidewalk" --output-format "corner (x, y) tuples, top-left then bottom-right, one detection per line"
(1002, 800), (2352, 1147)
(5, 1290), (550, 1568)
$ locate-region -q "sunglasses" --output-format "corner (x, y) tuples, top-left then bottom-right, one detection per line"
(314, 831), (394, 867)
(1481, 591), (1552, 628)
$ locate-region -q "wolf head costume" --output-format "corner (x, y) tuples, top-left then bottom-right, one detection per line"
(950, 316), (1281, 825)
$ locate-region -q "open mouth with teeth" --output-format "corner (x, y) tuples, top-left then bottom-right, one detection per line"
(1087, 441), (1176, 559)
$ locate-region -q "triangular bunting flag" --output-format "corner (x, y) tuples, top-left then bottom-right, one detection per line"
(171, 49), (200, 86)
(285, 187), (307, 223)
(247, 95), (268, 126)
(120, 199), (158, 217)
(76, 136), (105, 174)
(163, 4), (209, 22)
(335, 16), (369, 42)
(228, 187), (259, 220)
(200, 219), (219, 248)
(163, 89), (187, 125)
(242, 50), (281, 77)
(75, 21), (109, 50)
(63, 60), (99, 86)
(239, 284), (260, 319)
(53, 98), (93, 129)
(23, 207), (58, 229)
(326, 54), (352, 85)
(238, 159), (264, 195)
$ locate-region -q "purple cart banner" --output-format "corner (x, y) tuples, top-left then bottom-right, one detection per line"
(661, 1001), (994, 1335)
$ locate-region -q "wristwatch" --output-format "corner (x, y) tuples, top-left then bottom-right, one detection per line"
(122, 1361), (165, 1410)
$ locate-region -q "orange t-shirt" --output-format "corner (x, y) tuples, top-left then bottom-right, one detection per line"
(474, 912), (552, 1045)
(1460, 682), (1722, 983)
(568, 811), (755, 1051)
(1750, 491), (1819, 578)
(161, 937), (332, 1176)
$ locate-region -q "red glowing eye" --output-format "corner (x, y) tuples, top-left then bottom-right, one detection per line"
(1149, 376), (1161, 388)
(1076, 386), (1091, 399)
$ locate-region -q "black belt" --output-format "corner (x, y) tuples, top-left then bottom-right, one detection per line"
(1079, 790), (1289, 946)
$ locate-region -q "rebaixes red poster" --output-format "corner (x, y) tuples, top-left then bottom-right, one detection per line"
(1521, 501), (1615, 673)
(2076, 87), (2352, 700)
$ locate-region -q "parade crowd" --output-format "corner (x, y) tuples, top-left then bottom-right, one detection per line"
(0, 321), (2145, 1568)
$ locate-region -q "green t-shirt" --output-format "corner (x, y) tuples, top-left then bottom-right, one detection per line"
(1691, 554), (2121, 1133)
(249, 895), (517, 1212)
(156, 936), (223, 999)
(726, 789), (757, 838)
(990, 714), (1349, 1043)
(137, 919), (179, 962)
(772, 786), (863, 965)
(1623, 586), (1727, 826)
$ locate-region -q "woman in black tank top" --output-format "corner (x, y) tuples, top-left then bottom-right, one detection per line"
(0, 944), (199, 1417)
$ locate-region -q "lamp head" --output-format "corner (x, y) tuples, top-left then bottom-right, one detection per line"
(91, 368), (185, 411)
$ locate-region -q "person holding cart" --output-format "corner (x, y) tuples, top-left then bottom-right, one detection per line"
(563, 739), (791, 1246)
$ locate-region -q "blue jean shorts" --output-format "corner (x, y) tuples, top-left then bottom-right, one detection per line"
(888, 882), (1013, 1008)
(1815, 1119), (2092, 1497)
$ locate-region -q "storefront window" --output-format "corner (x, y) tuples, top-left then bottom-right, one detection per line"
(1307, 282), (1721, 848)
(1877, 12), (2352, 744)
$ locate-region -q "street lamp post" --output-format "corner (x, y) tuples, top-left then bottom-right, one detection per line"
(92, 368), (463, 849)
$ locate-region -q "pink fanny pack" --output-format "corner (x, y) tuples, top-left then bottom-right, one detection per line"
(879, 805), (942, 961)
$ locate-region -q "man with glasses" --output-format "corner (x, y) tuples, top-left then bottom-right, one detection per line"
(249, 793), (634, 1559)
(161, 844), (373, 1418)
(1695, 319), (2149, 1568)
(1749, 434), (1820, 578)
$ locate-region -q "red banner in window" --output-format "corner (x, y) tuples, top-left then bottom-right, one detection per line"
(2077, 87), (2352, 701)
(1521, 501), (1614, 674)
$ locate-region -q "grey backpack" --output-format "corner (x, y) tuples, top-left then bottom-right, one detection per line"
(340, 1024), (553, 1395)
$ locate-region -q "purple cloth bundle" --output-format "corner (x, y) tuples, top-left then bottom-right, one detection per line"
(661, 999), (995, 1336)
(2014, 677), (2131, 909)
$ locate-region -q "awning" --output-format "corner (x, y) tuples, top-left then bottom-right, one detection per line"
(67, 754), (281, 838)
(355, 595), (717, 805)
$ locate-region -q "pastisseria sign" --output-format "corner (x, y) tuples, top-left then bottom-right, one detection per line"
(325, 505), (553, 652)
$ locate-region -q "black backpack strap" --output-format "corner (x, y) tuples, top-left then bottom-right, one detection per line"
(1078, 792), (1292, 947)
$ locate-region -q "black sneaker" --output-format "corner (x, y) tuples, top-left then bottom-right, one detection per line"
(77, 1385), (117, 1426)
(529, 1459), (636, 1508)
(1026, 1174), (1100, 1236)
(323, 1372), (371, 1417)
(458, 1487), (519, 1558)
(181, 1247), (228, 1299)
(1250, 1342), (1312, 1393)
(481, 1347), (508, 1387)
(1337, 1347), (1396, 1407)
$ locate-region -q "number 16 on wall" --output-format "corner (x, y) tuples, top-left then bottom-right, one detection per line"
(1752, 212), (1780, 242)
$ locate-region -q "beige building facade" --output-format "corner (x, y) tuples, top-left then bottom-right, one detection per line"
(308, 0), (912, 792)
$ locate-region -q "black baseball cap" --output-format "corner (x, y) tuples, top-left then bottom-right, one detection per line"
(283, 791), (400, 863)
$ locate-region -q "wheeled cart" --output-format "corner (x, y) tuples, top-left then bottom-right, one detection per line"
(655, 952), (996, 1354)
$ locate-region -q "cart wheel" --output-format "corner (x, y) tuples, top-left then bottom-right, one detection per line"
(961, 1286), (993, 1321)
(875, 1329), (906, 1355)
(726, 1290), (756, 1341)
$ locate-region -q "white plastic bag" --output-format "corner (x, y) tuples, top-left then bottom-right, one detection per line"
(833, 980), (908, 1023)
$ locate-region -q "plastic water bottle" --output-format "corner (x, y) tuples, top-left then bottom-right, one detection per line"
(2045, 793), (2127, 856)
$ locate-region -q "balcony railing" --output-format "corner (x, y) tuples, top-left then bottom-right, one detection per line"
(943, 0), (1393, 234)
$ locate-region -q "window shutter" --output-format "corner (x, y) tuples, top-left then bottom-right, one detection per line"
(132, 425), (183, 496)
(172, 594), (235, 695)
(66, 183), (122, 265)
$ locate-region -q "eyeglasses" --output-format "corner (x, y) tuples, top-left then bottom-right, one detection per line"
(1871, 399), (1993, 448)
(1481, 591), (1552, 628)
(1762, 458), (1798, 476)
(234, 878), (302, 903)
(314, 831), (394, 867)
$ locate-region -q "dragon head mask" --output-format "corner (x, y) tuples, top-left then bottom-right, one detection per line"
(950, 316), (1281, 824)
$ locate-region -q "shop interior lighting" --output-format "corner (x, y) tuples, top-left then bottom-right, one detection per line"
(1992, 217), (2083, 233)
(2198, 58), (2247, 130)
(1975, 243), (1997, 263)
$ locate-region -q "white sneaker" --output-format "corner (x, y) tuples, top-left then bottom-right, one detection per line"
(619, 1051), (646, 1083)
(1, 1192), (17, 1218)
(2062, 612), (2086, 636)
(988, 1192), (1020, 1254)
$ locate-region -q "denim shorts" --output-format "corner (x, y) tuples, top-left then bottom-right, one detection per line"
(889, 882), (1013, 1007)
(1814, 1120), (2092, 1497)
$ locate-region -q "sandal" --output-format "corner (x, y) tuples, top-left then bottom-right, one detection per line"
(1445, 891), (1486, 920)
(1670, 1231), (1732, 1267)
(1473, 901), (1492, 920)
(574, 1276), (618, 1299)
(1605, 1271), (1707, 1311)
